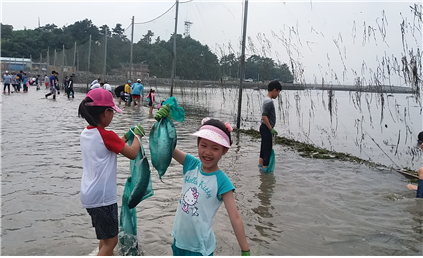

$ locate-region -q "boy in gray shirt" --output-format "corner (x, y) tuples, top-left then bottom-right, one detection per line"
(259, 80), (282, 172)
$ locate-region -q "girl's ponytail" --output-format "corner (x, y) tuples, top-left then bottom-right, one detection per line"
(78, 97), (108, 126)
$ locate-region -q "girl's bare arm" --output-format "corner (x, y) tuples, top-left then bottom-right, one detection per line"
(120, 135), (140, 160)
(222, 191), (249, 253)
(172, 147), (186, 165)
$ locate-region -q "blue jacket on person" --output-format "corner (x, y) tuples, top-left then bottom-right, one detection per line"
(131, 82), (144, 96)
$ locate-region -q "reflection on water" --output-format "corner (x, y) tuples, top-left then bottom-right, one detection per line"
(253, 172), (275, 219)
(1, 88), (422, 256)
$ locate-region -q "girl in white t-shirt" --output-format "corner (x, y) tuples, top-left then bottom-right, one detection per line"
(78, 88), (144, 255)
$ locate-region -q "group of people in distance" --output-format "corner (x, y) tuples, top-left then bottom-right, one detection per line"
(2, 70), (37, 94)
(89, 78), (160, 115)
(1, 70), (77, 99)
(44, 71), (75, 100)
(112, 79), (156, 114)
(89, 78), (112, 93)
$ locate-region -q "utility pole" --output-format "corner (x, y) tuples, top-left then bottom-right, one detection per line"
(73, 42), (77, 71)
(62, 44), (65, 84)
(88, 35), (92, 72)
(237, 0), (249, 129)
(130, 16), (134, 80)
(40, 53), (42, 73)
(47, 47), (50, 72)
(170, 0), (179, 97)
(54, 49), (57, 67)
(103, 28), (107, 81)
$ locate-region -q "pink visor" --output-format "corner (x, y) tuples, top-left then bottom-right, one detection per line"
(191, 125), (231, 148)
(85, 88), (122, 113)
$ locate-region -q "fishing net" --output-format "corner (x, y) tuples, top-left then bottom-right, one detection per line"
(266, 149), (275, 173)
(127, 129), (154, 208)
(162, 96), (185, 122)
(118, 177), (138, 256)
(118, 130), (154, 255)
(149, 117), (177, 180)
(149, 97), (184, 179)
(128, 95), (132, 106)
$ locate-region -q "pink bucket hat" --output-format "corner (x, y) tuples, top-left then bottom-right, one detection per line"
(85, 88), (122, 113)
(192, 125), (231, 149)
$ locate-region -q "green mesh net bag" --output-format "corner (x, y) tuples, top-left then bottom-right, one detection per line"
(118, 131), (154, 255)
(266, 149), (275, 173)
(118, 177), (138, 256)
(162, 96), (185, 122)
(265, 135), (276, 173)
(149, 117), (177, 180)
(149, 97), (184, 179)
(126, 130), (154, 208)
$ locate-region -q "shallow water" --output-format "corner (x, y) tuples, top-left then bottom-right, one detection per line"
(1, 87), (422, 255)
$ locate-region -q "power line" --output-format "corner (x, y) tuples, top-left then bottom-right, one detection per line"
(132, 0), (193, 25)
(124, 23), (132, 33)
(134, 2), (177, 25)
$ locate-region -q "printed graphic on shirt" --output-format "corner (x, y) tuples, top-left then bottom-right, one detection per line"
(180, 187), (200, 216)
(184, 175), (212, 199)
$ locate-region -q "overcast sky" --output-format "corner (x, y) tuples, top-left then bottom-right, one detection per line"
(1, 0), (421, 86)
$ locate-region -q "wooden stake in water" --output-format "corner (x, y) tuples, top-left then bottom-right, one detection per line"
(130, 16), (134, 80)
(237, 0), (249, 129)
(170, 0), (179, 97)
(103, 28), (107, 81)
(88, 35), (91, 72)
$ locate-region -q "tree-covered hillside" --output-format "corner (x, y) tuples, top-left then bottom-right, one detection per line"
(1, 20), (293, 81)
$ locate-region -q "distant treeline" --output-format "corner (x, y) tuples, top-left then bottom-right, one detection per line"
(1, 20), (293, 81)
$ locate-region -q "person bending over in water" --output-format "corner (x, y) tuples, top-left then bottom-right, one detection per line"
(407, 131), (423, 198)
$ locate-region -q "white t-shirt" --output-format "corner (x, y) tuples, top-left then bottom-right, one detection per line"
(90, 80), (98, 86)
(103, 83), (112, 92)
(80, 126), (125, 208)
(90, 83), (101, 90)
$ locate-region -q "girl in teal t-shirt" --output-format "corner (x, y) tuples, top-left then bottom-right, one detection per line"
(170, 118), (250, 256)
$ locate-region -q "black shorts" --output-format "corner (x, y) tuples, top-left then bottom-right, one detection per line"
(86, 203), (118, 240)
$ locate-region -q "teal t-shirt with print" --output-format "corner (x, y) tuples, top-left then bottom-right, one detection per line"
(171, 154), (235, 256)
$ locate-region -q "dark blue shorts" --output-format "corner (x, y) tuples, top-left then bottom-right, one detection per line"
(171, 239), (213, 256)
(416, 179), (423, 198)
(86, 203), (118, 240)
